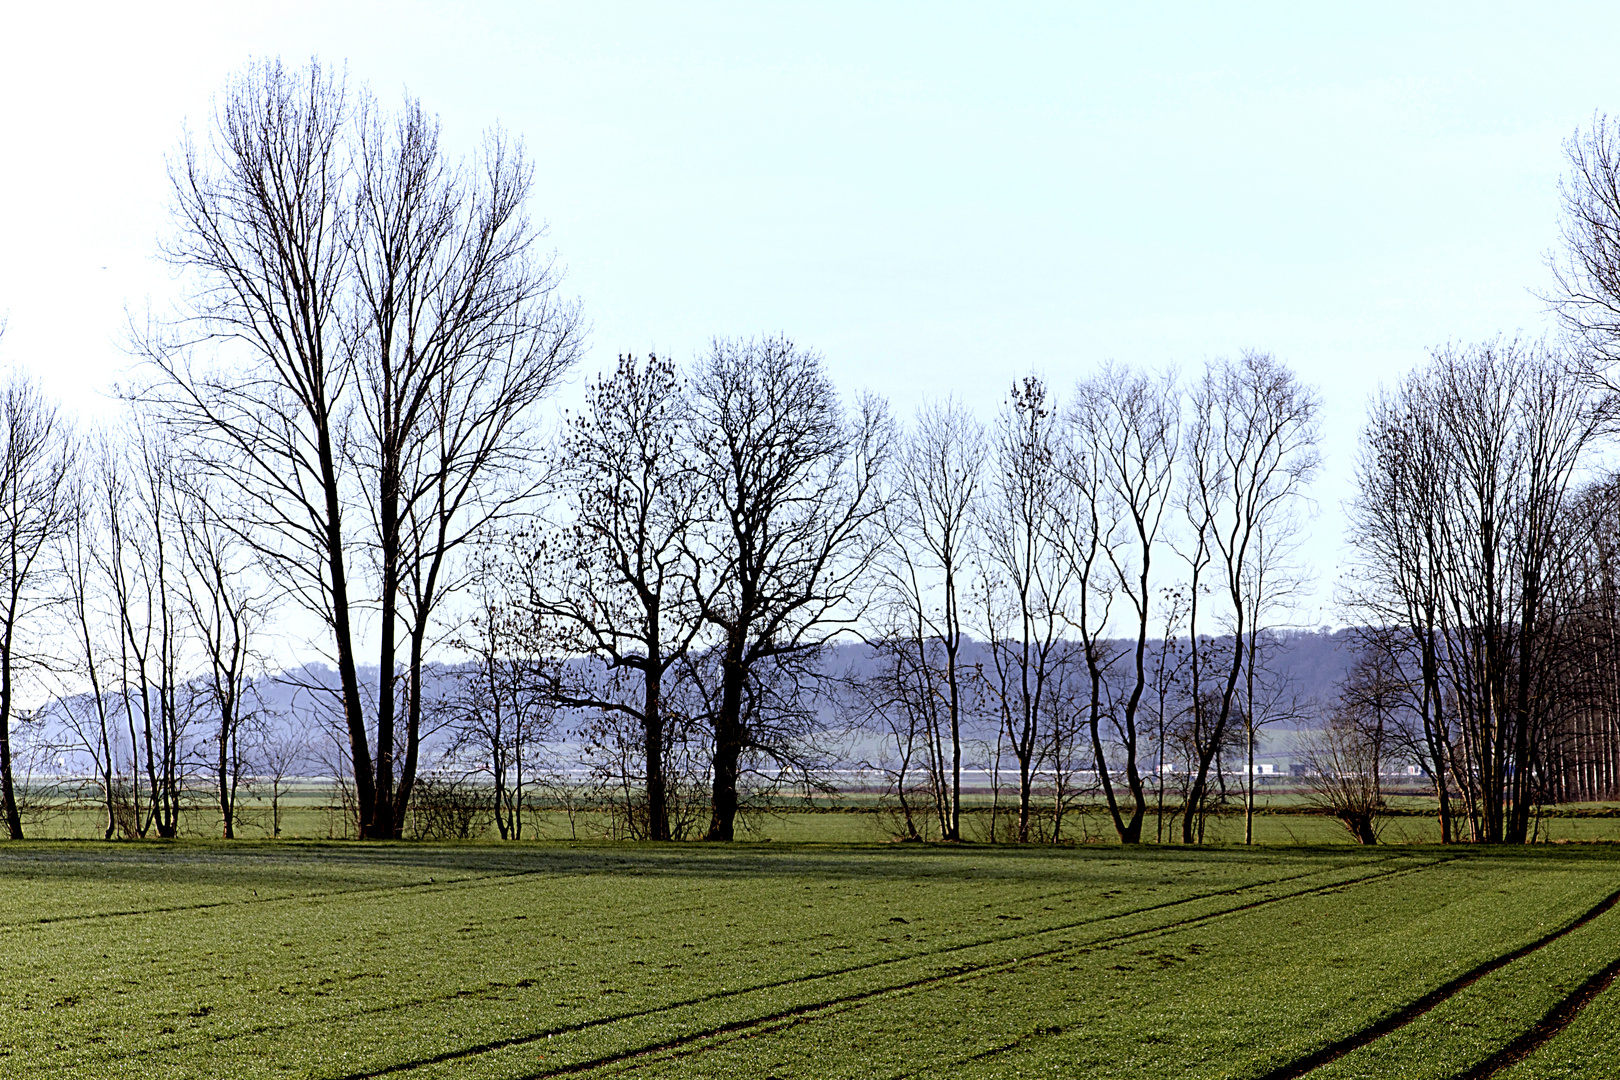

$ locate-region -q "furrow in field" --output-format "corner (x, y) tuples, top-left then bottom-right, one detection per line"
(329, 856), (1444, 1079)
(1245, 886), (1620, 1080)
(1445, 955), (1620, 1080)
(56, 854), (1380, 1076)
(642, 859), (1602, 1080)
(513, 860), (1457, 1079)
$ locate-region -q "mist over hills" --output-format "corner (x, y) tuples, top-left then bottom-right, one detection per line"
(31, 628), (1361, 779)
(277, 628), (1359, 760)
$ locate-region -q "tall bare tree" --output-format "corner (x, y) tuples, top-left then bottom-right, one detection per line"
(1436, 342), (1602, 841)
(351, 100), (581, 836)
(980, 376), (1073, 843)
(1346, 380), (1459, 841)
(146, 59), (579, 838)
(0, 367), (74, 840)
(1064, 363), (1180, 843)
(687, 337), (890, 841)
(1549, 113), (1620, 384)
(1178, 351), (1320, 844)
(876, 399), (985, 841)
(53, 481), (123, 839)
(104, 425), (192, 838)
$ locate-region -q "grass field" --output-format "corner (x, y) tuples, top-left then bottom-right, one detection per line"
(21, 788), (1620, 845)
(3, 841), (1619, 1078)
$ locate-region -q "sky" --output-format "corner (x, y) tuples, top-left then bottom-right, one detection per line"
(1, 2), (1618, 628)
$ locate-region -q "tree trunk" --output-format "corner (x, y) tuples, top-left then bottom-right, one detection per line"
(0, 643), (21, 840)
(644, 665), (670, 841)
(219, 726), (235, 839)
(706, 650), (746, 841)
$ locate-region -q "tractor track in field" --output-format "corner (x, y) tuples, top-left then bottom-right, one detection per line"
(853, 876), (1620, 1080)
(17, 854), (1372, 1074)
(901, 879), (1620, 1080)
(1446, 951), (1620, 1079)
(68, 855), (1398, 1072)
(324, 855), (1448, 1079)
(1244, 885), (1620, 1080)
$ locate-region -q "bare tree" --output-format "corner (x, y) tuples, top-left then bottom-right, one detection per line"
(1235, 516), (1313, 843)
(875, 399), (986, 840)
(51, 468), (125, 840)
(145, 59), (579, 838)
(840, 640), (940, 841)
(250, 723), (309, 838)
(1178, 351), (1320, 845)
(0, 367), (74, 840)
(1549, 114), (1620, 384)
(1301, 698), (1390, 845)
(687, 337), (890, 841)
(1063, 363), (1180, 843)
(352, 100), (582, 837)
(980, 376), (1073, 843)
(522, 354), (702, 840)
(172, 464), (270, 838)
(1147, 586), (1191, 842)
(1433, 341), (1601, 841)
(101, 424), (197, 839)
(446, 555), (556, 841)
(1346, 380), (1460, 841)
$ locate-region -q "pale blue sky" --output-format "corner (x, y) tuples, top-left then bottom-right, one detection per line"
(2, 2), (1618, 623)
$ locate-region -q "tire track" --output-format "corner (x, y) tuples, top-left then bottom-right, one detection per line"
(80, 855), (1383, 1072)
(1446, 954), (1620, 1080)
(1246, 885), (1620, 1080)
(330, 856), (1447, 1079)
(509, 861), (1456, 1080)
(857, 874), (1620, 1080)
(34, 856), (1363, 1074)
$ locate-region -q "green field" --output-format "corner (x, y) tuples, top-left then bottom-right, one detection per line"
(3, 841), (1619, 1078)
(22, 787), (1620, 846)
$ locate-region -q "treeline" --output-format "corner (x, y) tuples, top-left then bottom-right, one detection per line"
(1336, 340), (1620, 843)
(5, 59), (1620, 846)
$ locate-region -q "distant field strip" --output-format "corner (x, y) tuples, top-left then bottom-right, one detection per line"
(5, 844), (1620, 1079)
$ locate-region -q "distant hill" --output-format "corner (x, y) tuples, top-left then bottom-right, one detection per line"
(32, 629), (1363, 777)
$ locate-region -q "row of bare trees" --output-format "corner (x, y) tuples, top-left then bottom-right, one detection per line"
(0, 348), (289, 842)
(1344, 339), (1613, 842)
(1325, 116), (1620, 844)
(480, 338), (1320, 846)
(35, 59), (1620, 851)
